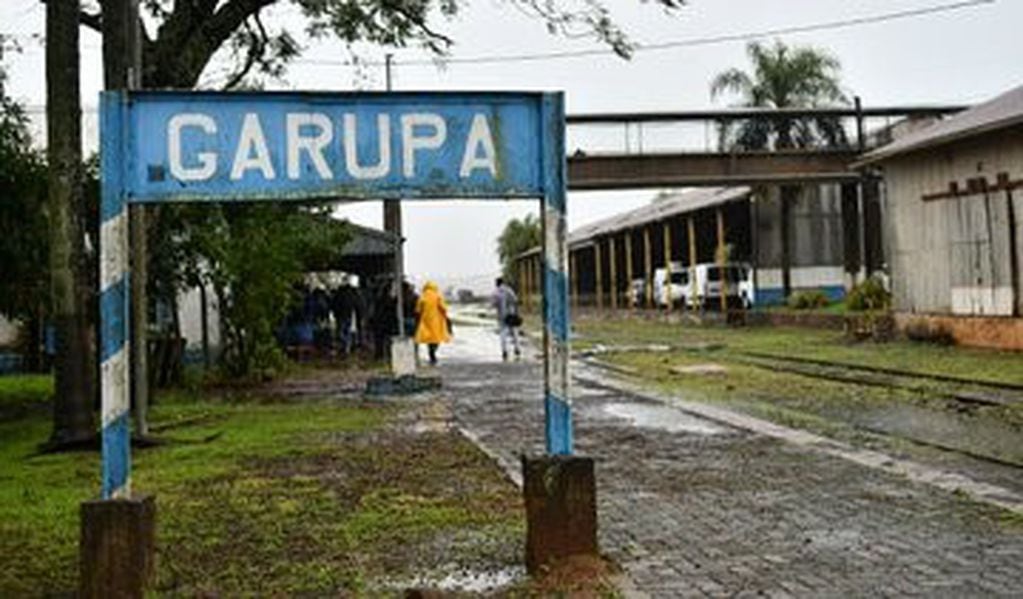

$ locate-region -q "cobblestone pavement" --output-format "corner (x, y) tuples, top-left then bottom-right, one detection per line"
(436, 322), (1023, 597)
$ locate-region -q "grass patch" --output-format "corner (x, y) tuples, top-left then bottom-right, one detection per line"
(575, 318), (1023, 388)
(0, 372), (523, 596)
(0, 373), (53, 420)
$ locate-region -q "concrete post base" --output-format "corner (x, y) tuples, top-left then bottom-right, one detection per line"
(521, 455), (598, 574)
(391, 336), (417, 376)
(79, 495), (156, 599)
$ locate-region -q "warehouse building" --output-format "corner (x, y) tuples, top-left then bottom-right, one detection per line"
(858, 84), (1023, 349)
(516, 183), (875, 310)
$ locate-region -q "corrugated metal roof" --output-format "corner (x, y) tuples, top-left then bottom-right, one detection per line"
(858, 83), (1023, 165)
(341, 222), (398, 256)
(568, 186), (751, 248)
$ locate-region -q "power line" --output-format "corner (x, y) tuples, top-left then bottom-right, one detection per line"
(294, 0), (997, 68)
(2, 0), (998, 69)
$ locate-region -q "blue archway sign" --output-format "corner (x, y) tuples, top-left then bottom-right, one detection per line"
(99, 90), (572, 499)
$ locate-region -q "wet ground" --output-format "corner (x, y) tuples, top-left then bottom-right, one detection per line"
(434, 309), (1023, 596)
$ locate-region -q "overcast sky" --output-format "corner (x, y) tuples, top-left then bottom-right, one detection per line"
(2, 0), (1021, 289)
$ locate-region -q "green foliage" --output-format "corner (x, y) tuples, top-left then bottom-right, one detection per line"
(847, 276), (891, 312)
(496, 213), (541, 284)
(0, 71), (48, 323)
(711, 40), (849, 150)
(787, 290), (830, 310)
(158, 205), (350, 379)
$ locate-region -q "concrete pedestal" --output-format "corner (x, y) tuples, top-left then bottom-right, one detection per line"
(79, 495), (156, 599)
(521, 455), (598, 574)
(391, 337), (417, 376)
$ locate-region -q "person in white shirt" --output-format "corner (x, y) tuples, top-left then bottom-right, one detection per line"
(491, 277), (522, 361)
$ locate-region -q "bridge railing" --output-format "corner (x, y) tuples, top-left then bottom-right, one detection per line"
(565, 103), (966, 157)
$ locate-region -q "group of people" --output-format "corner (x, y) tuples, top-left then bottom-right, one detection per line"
(280, 276), (409, 360)
(280, 275), (524, 366)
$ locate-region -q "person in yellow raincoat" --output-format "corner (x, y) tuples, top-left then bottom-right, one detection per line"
(415, 281), (450, 365)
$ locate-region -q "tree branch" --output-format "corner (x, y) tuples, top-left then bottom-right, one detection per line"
(36, 1), (103, 34)
(79, 10), (102, 33)
(221, 17), (266, 90)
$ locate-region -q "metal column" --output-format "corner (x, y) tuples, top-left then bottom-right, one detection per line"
(541, 93), (572, 455)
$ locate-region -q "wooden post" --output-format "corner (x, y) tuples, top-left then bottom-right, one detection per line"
(717, 207), (728, 314)
(663, 222), (672, 313)
(534, 256), (541, 311)
(526, 257), (533, 311)
(687, 215), (695, 308)
(624, 230), (634, 311)
(595, 241), (603, 311)
(609, 236), (618, 311)
(643, 227), (653, 309)
(571, 251), (579, 312)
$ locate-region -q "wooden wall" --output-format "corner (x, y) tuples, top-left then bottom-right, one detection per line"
(882, 125), (1023, 317)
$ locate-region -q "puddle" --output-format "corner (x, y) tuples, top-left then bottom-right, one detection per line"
(382, 566), (524, 593)
(603, 403), (725, 435)
(842, 404), (1023, 465)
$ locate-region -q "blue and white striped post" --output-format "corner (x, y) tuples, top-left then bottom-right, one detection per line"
(541, 92), (572, 455)
(99, 92), (132, 499)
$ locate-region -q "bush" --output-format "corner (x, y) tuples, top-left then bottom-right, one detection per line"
(787, 290), (830, 310)
(847, 276), (891, 312)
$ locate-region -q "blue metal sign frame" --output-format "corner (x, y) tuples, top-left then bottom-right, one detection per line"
(99, 90), (572, 499)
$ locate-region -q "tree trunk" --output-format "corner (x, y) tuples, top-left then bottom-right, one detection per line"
(47, 0), (96, 445)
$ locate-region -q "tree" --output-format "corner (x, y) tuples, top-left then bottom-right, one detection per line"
(711, 40), (848, 151)
(47, 0), (96, 446)
(177, 204), (351, 378)
(710, 40), (848, 299)
(0, 50), (49, 371)
(496, 214), (541, 285)
(73, 1), (685, 91)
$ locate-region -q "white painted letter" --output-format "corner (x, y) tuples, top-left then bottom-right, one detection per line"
(459, 113), (498, 178)
(230, 113), (275, 180)
(343, 113), (391, 179)
(168, 113), (217, 181)
(287, 113), (333, 180)
(401, 113), (446, 178)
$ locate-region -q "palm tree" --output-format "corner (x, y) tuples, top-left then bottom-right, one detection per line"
(711, 40), (849, 150)
(711, 40), (848, 299)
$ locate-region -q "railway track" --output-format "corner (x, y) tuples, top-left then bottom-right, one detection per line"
(731, 350), (1023, 408)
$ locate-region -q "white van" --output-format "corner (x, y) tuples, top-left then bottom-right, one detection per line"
(654, 262), (755, 309)
(653, 262), (691, 308)
(699, 263), (755, 309)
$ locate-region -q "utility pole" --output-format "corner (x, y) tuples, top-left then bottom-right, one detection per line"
(103, 0), (149, 436)
(384, 54), (406, 341)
